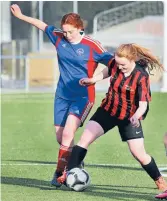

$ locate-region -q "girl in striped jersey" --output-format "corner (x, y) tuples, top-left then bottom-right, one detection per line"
(11, 4), (113, 187)
(58, 43), (167, 191)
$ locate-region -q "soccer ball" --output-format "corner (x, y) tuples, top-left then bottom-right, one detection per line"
(66, 168), (91, 192)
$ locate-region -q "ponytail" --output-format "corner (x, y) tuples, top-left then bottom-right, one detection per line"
(115, 43), (163, 74)
(132, 43), (163, 73)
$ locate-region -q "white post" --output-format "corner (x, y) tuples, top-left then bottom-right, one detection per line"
(161, 1), (167, 92)
(1, 1), (11, 43)
(73, 1), (78, 13)
(11, 40), (16, 80)
(39, 1), (43, 52)
(31, 1), (38, 52)
(19, 43), (24, 80)
(93, 16), (98, 38)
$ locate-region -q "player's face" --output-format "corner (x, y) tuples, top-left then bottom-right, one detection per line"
(62, 24), (81, 43)
(115, 55), (135, 74)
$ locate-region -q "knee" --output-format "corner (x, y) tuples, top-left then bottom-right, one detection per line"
(62, 130), (74, 141)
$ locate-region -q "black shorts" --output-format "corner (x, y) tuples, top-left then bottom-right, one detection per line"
(90, 107), (144, 142)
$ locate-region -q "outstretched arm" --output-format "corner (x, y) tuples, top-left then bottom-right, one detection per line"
(79, 67), (109, 86)
(11, 4), (47, 31)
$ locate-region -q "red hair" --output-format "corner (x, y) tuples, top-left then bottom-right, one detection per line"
(61, 13), (84, 29)
(115, 43), (163, 72)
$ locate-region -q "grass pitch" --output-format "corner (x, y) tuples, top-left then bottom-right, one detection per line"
(1, 92), (167, 201)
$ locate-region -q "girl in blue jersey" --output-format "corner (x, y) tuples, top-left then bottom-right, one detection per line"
(11, 4), (113, 187)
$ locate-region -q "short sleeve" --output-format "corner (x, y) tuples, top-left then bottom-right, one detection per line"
(45, 25), (63, 46)
(138, 76), (151, 102)
(92, 41), (113, 66)
(108, 59), (116, 76)
(95, 51), (113, 66)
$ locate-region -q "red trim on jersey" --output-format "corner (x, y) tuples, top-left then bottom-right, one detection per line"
(84, 36), (106, 52)
(55, 37), (62, 48)
(87, 48), (96, 102)
(53, 31), (64, 38)
(80, 102), (93, 123)
(81, 37), (104, 54)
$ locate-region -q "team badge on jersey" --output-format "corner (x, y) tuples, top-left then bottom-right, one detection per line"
(62, 44), (66, 48)
(76, 48), (84, 56)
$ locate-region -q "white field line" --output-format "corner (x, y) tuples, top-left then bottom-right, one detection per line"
(1, 163), (167, 167)
(2, 163), (167, 177)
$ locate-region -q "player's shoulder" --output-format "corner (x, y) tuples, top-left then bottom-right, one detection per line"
(46, 25), (63, 36)
(53, 27), (63, 34)
(83, 35), (98, 43)
(82, 35), (106, 52)
(135, 61), (149, 78)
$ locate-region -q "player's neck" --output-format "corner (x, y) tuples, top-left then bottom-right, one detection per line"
(124, 62), (136, 77)
(70, 33), (85, 45)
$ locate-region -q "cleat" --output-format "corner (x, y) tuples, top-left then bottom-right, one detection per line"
(155, 190), (167, 199)
(57, 169), (67, 184)
(155, 176), (167, 191)
(51, 171), (62, 187)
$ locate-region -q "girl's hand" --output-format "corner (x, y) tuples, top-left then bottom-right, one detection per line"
(11, 4), (23, 19)
(79, 78), (95, 86)
(130, 114), (140, 127)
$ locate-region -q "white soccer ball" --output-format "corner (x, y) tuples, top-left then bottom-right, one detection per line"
(66, 168), (91, 192)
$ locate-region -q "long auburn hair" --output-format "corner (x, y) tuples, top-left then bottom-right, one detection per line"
(115, 43), (163, 73)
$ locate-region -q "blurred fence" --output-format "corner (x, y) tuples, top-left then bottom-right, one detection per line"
(93, 1), (164, 36)
(0, 1), (166, 93)
(1, 54), (163, 93)
(1, 54), (58, 93)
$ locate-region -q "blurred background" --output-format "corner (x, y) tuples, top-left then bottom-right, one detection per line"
(1, 1), (167, 93)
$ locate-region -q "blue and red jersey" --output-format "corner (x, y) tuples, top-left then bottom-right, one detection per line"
(45, 25), (113, 102)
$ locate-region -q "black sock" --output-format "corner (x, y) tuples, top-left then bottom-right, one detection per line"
(67, 145), (87, 170)
(141, 157), (161, 181)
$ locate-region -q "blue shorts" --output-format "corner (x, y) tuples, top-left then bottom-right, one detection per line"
(54, 96), (94, 127)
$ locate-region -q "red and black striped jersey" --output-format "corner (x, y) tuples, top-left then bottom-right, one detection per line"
(101, 59), (151, 120)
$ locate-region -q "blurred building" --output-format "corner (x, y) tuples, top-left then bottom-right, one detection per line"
(0, 1), (166, 92)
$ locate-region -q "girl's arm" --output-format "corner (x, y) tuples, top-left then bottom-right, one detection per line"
(130, 101), (147, 127)
(11, 4), (47, 31)
(79, 67), (109, 86)
(134, 101), (148, 119)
